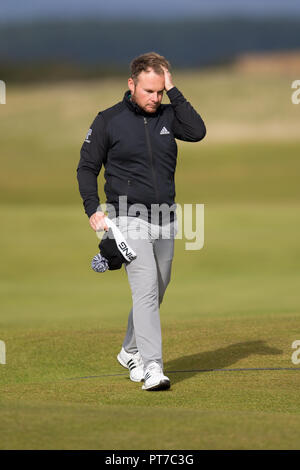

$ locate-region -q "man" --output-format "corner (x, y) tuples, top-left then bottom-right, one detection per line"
(77, 52), (206, 391)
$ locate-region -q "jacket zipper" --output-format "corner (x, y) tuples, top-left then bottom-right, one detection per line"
(144, 117), (159, 203)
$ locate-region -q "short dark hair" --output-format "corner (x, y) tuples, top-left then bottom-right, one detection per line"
(130, 52), (171, 83)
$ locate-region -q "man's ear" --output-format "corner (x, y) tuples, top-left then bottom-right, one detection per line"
(128, 77), (135, 94)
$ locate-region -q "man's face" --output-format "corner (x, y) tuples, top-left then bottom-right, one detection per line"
(128, 69), (165, 113)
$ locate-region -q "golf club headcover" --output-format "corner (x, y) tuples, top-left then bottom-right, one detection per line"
(91, 217), (137, 272)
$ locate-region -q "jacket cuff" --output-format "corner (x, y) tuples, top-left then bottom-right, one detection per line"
(166, 87), (186, 104)
(86, 203), (102, 218)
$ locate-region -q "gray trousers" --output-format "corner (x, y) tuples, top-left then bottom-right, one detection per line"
(113, 216), (177, 370)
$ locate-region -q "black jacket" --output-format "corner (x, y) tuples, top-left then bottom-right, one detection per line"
(77, 87), (206, 224)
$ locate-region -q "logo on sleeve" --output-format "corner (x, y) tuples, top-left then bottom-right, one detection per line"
(160, 126), (170, 135)
(85, 128), (92, 143)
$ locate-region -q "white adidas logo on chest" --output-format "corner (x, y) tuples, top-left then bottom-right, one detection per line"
(160, 126), (170, 135)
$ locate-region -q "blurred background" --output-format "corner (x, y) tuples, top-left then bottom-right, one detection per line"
(1, 0), (300, 82)
(1, 0), (300, 200)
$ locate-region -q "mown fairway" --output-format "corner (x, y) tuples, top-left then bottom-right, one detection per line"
(0, 69), (300, 449)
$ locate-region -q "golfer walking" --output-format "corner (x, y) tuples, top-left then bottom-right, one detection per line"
(77, 52), (206, 390)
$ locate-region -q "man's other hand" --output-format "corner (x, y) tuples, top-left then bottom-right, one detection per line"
(162, 66), (174, 92)
(89, 211), (109, 232)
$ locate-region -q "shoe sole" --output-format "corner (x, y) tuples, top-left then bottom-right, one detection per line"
(117, 353), (144, 383)
(142, 379), (171, 391)
(117, 353), (127, 369)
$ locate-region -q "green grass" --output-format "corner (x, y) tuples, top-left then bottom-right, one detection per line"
(1, 203), (300, 449)
(0, 69), (300, 449)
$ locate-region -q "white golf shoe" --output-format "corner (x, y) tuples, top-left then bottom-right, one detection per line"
(142, 361), (170, 391)
(117, 347), (144, 382)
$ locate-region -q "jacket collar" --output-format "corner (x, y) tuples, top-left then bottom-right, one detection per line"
(123, 90), (161, 117)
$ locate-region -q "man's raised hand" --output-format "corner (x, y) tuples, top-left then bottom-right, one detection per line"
(162, 66), (174, 92)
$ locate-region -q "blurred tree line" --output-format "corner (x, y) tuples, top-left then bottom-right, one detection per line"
(1, 18), (300, 83)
